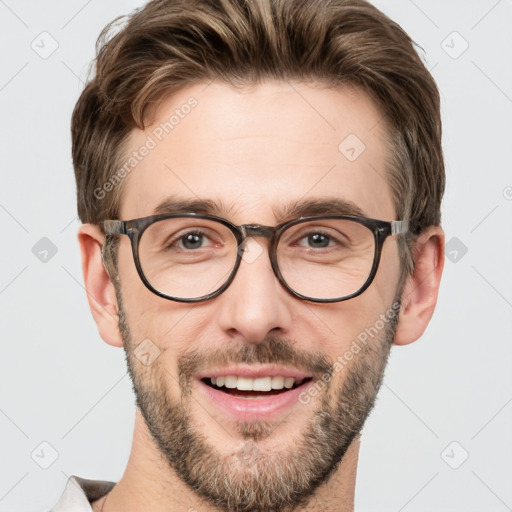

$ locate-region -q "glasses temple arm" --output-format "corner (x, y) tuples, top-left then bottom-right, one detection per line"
(103, 220), (126, 235)
(390, 220), (409, 236)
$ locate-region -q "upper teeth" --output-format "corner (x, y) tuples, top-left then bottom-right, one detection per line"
(210, 376), (297, 391)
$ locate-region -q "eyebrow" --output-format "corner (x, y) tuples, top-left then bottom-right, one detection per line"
(153, 197), (235, 217)
(273, 198), (367, 220)
(152, 196), (367, 222)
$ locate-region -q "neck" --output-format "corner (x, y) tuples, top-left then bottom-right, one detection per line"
(92, 409), (359, 512)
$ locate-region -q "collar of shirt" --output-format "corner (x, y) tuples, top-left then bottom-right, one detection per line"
(50, 475), (116, 512)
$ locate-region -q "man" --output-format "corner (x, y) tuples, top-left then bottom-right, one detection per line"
(51, 0), (445, 510)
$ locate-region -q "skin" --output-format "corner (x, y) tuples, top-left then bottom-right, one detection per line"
(78, 81), (444, 511)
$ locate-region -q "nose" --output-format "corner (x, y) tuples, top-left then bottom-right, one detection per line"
(215, 238), (293, 343)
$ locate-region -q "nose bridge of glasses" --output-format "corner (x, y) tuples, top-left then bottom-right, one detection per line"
(234, 224), (280, 292)
(236, 224), (276, 268)
(240, 224), (275, 241)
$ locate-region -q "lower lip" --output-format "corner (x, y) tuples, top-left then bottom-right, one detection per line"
(196, 379), (313, 421)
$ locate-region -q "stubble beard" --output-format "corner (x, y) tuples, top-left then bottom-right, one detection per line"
(117, 294), (399, 512)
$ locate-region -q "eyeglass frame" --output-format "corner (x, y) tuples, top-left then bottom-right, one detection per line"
(103, 212), (409, 304)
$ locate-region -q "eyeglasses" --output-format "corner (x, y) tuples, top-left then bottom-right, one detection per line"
(103, 213), (409, 303)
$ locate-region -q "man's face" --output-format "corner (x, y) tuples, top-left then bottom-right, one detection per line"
(115, 81), (402, 511)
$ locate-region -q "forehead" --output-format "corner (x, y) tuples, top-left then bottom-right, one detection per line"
(119, 80), (396, 222)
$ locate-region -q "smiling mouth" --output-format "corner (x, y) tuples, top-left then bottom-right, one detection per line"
(201, 376), (313, 399)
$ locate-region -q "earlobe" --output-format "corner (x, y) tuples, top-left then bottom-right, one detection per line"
(77, 224), (124, 348)
(393, 226), (445, 346)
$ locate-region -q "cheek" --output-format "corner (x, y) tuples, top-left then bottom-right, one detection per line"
(116, 243), (184, 356)
(116, 263), (215, 383)
(297, 237), (401, 345)
(298, 272), (399, 367)
(115, 236), (224, 367)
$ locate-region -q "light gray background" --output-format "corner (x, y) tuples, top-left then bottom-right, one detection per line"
(1, 1), (511, 511)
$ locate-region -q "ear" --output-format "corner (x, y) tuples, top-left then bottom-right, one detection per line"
(77, 224), (123, 348)
(393, 226), (445, 346)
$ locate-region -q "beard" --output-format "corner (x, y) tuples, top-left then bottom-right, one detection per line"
(117, 294), (399, 512)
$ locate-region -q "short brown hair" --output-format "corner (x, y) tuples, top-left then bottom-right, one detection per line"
(72, 0), (444, 276)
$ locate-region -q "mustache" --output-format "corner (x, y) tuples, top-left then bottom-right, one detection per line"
(177, 337), (333, 389)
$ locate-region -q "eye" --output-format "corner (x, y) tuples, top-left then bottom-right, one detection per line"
(169, 230), (213, 250)
(180, 232), (205, 250)
(301, 232), (332, 248)
(295, 229), (347, 250)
